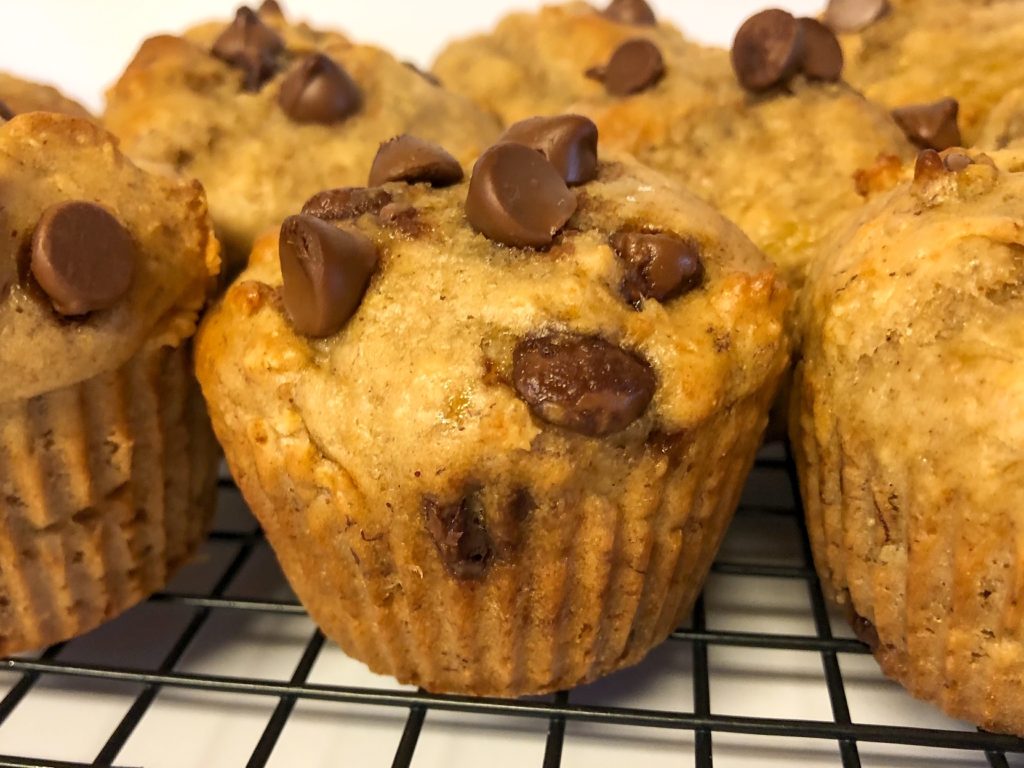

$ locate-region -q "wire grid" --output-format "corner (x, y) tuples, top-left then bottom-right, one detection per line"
(1, 447), (1023, 768)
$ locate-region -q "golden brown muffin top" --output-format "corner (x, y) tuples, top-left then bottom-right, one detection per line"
(198, 130), (790, 506)
(432, 1), (734, 152)
(0, 72), (92, 121)
(0, 113), (220, 403)
(103, 4), (501, 262)
(834, 0), (1024, 142)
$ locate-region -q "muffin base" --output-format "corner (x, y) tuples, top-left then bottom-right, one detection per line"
(0, 343), (218, 655)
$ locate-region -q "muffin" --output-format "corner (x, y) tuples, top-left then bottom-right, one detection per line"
(0, 113), (221, 655)
(978, 87), (1024, 152)
(831, 0), (1024, 143)
(0, 72), (92, 120)
(196, 121), (791, 696)
(104, 3), (500, 266)
(435, 3), (915, 291)
(791, 146), (1024, 735)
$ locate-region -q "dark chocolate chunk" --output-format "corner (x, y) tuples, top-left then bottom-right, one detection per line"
(0, 100), (14, 121)
(823, 0), (890, 33)
(892, 98), (962, 151)
(278, 214), (378, 337)
(278, 53), (362, 124)
(30, 201), (136, 316)
(586, 39), (665, 96)
(422, 490), (493, 579)
(611, 231), (704, 307)
(211, 6), (284, 91)
(731, 9), (804, 93)
(301, 187), (392, 220)
(499, 115), (599, 186)
(368, 135), (464, 187)
(798, 17), (843, 82)
(466, 143), (577, 249)
(601, 0), (657, 26)
(512, 333), (655, 436)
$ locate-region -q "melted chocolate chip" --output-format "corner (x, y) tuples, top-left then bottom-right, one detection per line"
(731, 9), (804, 93)
(368, 135), (464, 187)
(798, 18), (843, 82)
(278, 214), (378, 337)
(211, 6), (284, 91)
(301, 187), (392, 220)
(611, 231), (704, 308)
(30, 201), (136, 316)
(601, 0), (657, 26)
(403, 61), (442, 87)
(378, 202), (421, 236)
(278, 53), (362, 124)
(913, 148), (946, 183)
(499, 115), (599, 186)
(0, 100), (14, 121)
(823, 0), (889, 33)
(512, 333), (655, 437)
(466, 143), (577, 249)
(422, 490), (493, 579)
(892, 98), (962, 151)
(587, 39), (665, 96)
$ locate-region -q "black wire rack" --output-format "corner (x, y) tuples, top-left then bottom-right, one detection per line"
(2, 445), (1023, 768)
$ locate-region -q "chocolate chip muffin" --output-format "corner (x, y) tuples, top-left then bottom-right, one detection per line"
(196, 120), (790, 696)
(0, 113), (221, 654)
(432, 0), (734, 154)
(104, 3), (500, 266)
(791, 146), (1024, 735)
(831, 0), (1024, 143)
(0, 72), (92, 121)
(435, 3), (915, 291)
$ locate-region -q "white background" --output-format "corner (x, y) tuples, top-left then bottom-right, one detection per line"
(0, 0), (824, 113)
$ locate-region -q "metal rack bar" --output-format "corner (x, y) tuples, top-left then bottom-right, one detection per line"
(391, 705), (427, 768)
(692, 595), (713, 768)
(541, 690), (569, 768)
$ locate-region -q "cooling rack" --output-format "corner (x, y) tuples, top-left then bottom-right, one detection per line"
(1, 444), (1022, 768)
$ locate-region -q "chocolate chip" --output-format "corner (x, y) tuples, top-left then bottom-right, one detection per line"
(611, 231), (704, 308)
(422, 490), (492, 579)
(278, 214), (378, 337)
(378, 202), (421, 236)
(587, 39), (665, 96)
(278, 53), (362, 124)
(798, 18), (843, 82)
(212, 6), (284, 92)
(943, 151), (973, 172)
(257, 0), (284, 17)
(892, 98), (962, 151)
(368, 135), (464, 187)
(30, 201), (136, 316)
(600, 0), (657, 26)
(301, 187), (392, 220)
(0, 100), (13, 121)
(403, 61), (441, 87)
(731, 9), (804, 93)
(823, 0), (889, 33)
(512, 333), (655, 437)
(499, 115), (599, 186)
(466, 143), (577, 249)
(913, 148), (946, 183)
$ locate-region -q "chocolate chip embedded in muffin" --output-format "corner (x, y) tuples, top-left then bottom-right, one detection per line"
(798, 18), (843, 82)
(278, 53), (362, 124)
(0, 99), (13, 121)
(512, 333), (655, 436)
(586, 39), (665, 96)
(823, 0), (889, 33)
(731, 9), (804, 93)
(211, 6), (284, 92)
(612, 231), (704, 308)
(892, 98), (962, 151)
(278, 214), (378, 337)
(30, 201), (136, 316)
(466, 143), (577, 248)
(368, 135), (464, 187)
(422, 490), (493, 579)
(600, 0), (657, 27)
(498, 115), (599, 186)
(301, 187), (393, 221)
